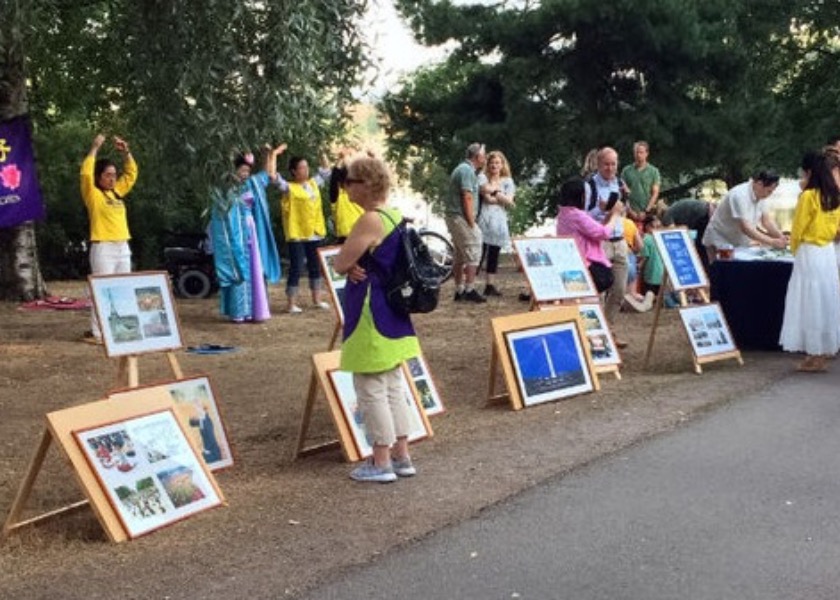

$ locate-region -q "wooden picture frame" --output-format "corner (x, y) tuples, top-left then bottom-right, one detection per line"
(73, 408), (223, 539)
(512, 237), (598, 303)
(404, 354), (446, 416)
(109, 376), (234, 471)
(653, 228), (709, 291)
(678, 303), (738, 358)
(490, 309), (598, 410)
(88, 271), (184, 357)
(317, 245), (347, 325)
(577, 303), (622, 370)
(310, 351), (432, 462)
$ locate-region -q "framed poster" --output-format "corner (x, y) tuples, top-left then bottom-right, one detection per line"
(317, 246), (347, 324)
(73, 408), (223, 539)
(88, 271), (183, 357)
(404, 354), (446, 416)
(491, 309), (597, 410)
(577, 303), (622, 369)
(109, 376), (234, 471)
(678, 303), (738, 358)
(327, 367), (430, 460)
(512, 237), (598, 303)
(653, 228), (709, 291)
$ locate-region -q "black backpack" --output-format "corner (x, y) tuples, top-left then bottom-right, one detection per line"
(376, 209), (446, 315)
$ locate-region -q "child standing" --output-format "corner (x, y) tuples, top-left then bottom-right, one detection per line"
(779, 151), (840, 372)
(639, 215), (664, 297)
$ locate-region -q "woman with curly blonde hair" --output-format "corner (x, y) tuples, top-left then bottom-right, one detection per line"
(477, 150), (516, 296)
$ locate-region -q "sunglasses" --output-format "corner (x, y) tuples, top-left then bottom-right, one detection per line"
(345, 177), (365, 185)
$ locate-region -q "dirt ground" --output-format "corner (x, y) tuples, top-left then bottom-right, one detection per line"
(0, 265), (794, 599)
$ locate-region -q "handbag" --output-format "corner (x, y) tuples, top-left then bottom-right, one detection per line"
(588, 261), (614, 293)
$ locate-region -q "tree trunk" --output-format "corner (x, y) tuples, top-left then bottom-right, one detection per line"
(0, 1), (46, 301)
(0, 222), (46, 301)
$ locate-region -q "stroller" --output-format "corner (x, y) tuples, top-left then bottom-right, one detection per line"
(162, 231), (218, 299)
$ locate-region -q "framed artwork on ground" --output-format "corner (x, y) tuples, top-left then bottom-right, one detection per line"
(88, 271), (183, 357)
(404, 354), (445, 416)
(506, 321), (594, 407)
(678, 303), (737, 358)
(576, 303), (622, 369)
(73, 408), (223, 539)
(490, 309), (598, 410)
(109, 376), (234, 471)
(653, 228), (709, 291)
(512, 237), (598, 303)
(317, 246), (348, 324)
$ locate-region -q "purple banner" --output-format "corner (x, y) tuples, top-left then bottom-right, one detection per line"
(0, 115), (46, 228)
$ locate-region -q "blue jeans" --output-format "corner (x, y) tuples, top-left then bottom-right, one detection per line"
(286, 240), (321, 296)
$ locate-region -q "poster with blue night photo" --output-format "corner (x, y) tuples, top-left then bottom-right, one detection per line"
(654, 229), (708, 290)
(505, 321), (593, 406)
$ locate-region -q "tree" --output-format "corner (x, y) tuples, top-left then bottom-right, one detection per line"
(1, 0), (369, 297)
(382, 0), (830, 225)
(0, 0), (46, 301)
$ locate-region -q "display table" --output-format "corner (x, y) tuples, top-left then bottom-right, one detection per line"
(708, 259), (792, 351)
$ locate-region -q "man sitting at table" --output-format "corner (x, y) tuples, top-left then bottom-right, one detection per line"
(702, 169), (788, 263)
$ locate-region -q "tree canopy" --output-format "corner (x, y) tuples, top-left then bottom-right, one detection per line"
(382, 0), (840, 223)
(6, 0), (370, 276)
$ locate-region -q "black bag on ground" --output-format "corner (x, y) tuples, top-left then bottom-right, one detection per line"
(588, 261), (614, 293)
(377, 210), (447, 315)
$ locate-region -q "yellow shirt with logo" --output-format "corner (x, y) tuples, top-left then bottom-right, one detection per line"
(80, 154), (138, 241)
(281, 178), (327, 240)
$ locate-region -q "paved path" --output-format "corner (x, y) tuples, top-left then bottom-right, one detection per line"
(301, 368), (840, 599)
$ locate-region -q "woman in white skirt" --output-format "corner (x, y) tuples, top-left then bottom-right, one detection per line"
(779, 150), (840, 372)
(477, 150), (516, 296)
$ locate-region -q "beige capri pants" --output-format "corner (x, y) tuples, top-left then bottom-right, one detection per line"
(353, 367), (412, 446)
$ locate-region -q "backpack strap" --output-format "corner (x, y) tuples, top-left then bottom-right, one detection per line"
(586, 177), (598, 212)
(375, 208), (404, 233)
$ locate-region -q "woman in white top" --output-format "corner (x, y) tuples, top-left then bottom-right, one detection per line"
(477, 150), (516, 296)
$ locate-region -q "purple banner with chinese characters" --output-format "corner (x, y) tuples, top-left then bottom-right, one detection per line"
(0, 115), (46, 228)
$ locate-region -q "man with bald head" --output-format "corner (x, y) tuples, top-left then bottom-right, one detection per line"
(584, 146), (629, 347)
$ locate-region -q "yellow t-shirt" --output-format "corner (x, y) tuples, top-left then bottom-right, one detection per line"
(789, 188), (840, 254)
(332, 187), (364, 238)
(281, 178), (327, 240)
(622, 218), (639, 249)
(79, 154), (138, 241)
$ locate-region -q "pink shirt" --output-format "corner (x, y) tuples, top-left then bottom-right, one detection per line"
(556, 206), (612, 267)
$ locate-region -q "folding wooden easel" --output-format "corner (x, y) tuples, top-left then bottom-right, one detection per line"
(642, 228), (743, 374)
(2, 396), (174, 542)
(512, 237), (622, 380)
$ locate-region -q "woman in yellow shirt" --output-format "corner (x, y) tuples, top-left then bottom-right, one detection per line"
(779, 150), (840, 372)
(278, 155), (331, 313)
(79, 134), (138, 343)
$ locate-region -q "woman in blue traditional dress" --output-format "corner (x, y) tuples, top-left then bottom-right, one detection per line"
(210, 144), (286, 322)
(334, 156), (421, 483)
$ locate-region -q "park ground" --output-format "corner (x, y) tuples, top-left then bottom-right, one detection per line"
(0, 265), (795, 598)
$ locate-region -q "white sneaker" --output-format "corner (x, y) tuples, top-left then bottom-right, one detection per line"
(315, 301), (331, 310)
(288, 305), (303, 314)
(643, 291), (656, 310)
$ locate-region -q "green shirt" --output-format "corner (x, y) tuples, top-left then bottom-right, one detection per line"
(621, 163), (661, 213)
(641, 233), (664, 285)
(445, 161), (479, 217)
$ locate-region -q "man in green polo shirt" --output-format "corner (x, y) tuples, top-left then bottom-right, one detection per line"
(621, 141), (661, 223)
(445, 142), (487, 303)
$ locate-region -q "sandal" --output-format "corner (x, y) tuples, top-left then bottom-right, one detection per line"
(796, 356), (827, 372)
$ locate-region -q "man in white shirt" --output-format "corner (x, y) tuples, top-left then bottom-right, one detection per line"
(585, 147), (629, 346)
(702, 170), (787, 263)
